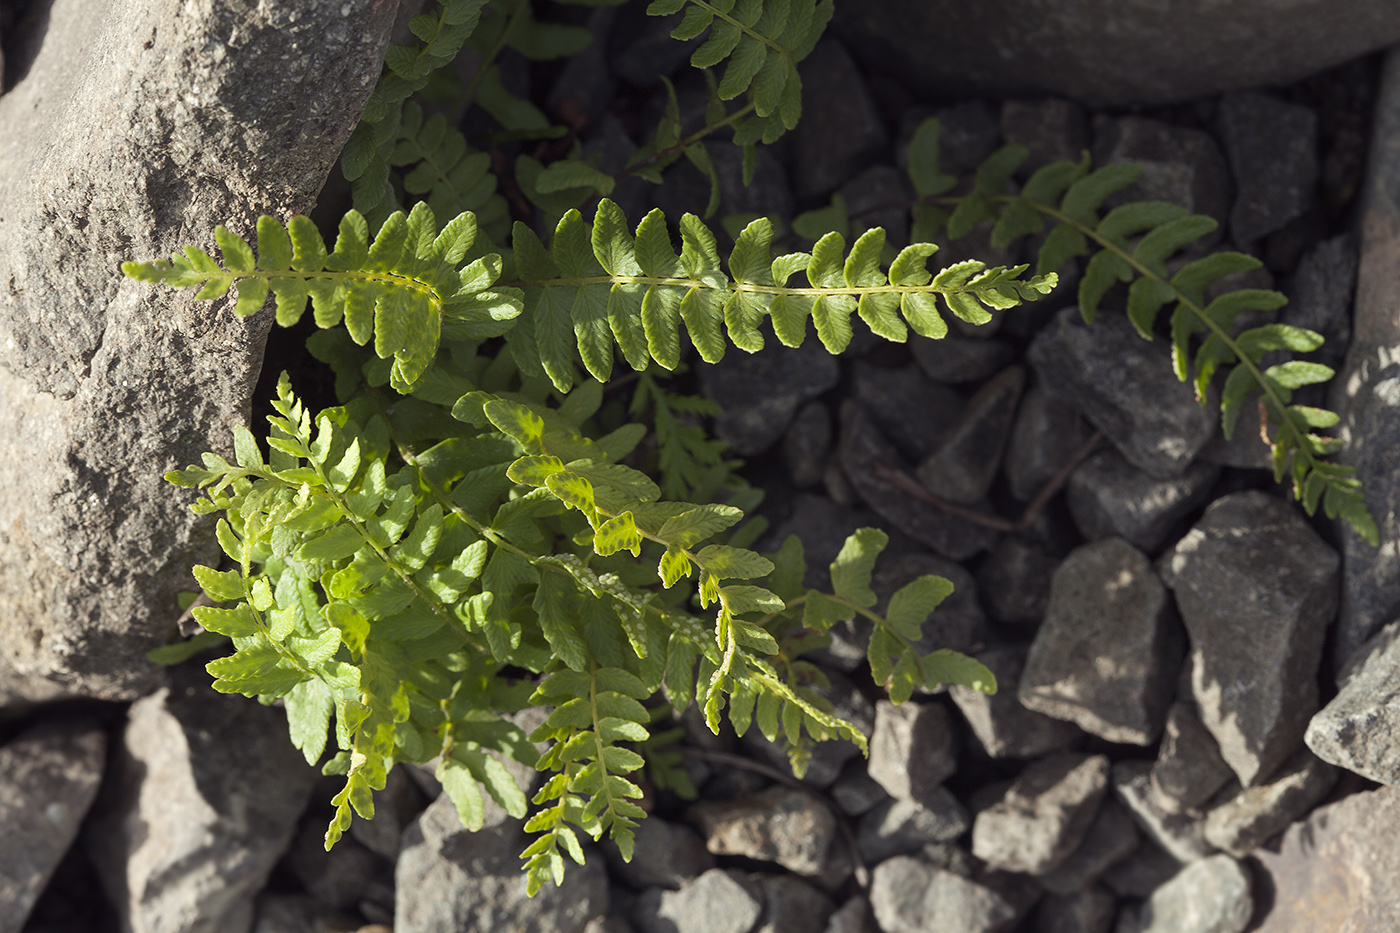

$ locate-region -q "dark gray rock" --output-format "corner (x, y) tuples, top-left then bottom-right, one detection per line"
(868, 700), (958, 805)
(857, 791), (970, 862)
(1162, 491), (1339, 786)
(917, 366), (1026, 504)
(761, 493), (873, 592)
(831, 758), (891, 817)
(608, 5), (697, 88)
(398, 792), (608, 933)
(0, 719), (106, 931)
(285, 821), (392, 912)
(839, 401), (1000, 561)
(607, 816), (714, 891)
(710, 140), (794, 223)
(851, 361), (965, 463)
(546, 5), (619, 130)
(870, 857), (1024, 933)
(1134, 854), (1251, 933)
(251, 892), (359, 933)
(1093, 117), (1231, 244)
(909, 101), (1002, 177)
(1002, 99), (1090, 178)
(1308, 616), (1400, 782)
(792, 38), (888, 200)
(688, 785), (836, 877)
(0, 0), (392, 702)
(699, 340), (839, 456)
(1036, 799), (1140, 897)
(1218, 92), (1318, 246)
(87, 671), (318, 933)
(1020, 538), (1180, 746)
(785, 402), (832, 489)
(972, 753), (1111, 874)
(633, 869), (762, 933)
(1033, 886), (1115, 933)
(832, 0), (1400, 107)
(950, 646), (1084, 759)
(839, 165), (914, 253)
(823, 896), (876, 933)
(1067, 449), (1219, 554)
(582, 115), (650, 224)
(1029, 308), (1219, 480)
(1100, 838), (1182, 900)
(1203, 749), (1336, 856)
(1005, 384), (1097, 502)
(1282, 233), (1356, 372)
(1150, 700), (1235, 815)
(1250, 784), (1400, 932)
(911, 334), (1017, 386)
(977, 537), (1061, 629)
(754, 874), (835, 933)
(1112, 761), (1214, 864)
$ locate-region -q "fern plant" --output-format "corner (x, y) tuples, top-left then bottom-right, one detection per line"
(904, 118), (1377, 544)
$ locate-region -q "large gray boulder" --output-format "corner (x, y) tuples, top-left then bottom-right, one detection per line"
(832, 1), (1400, 107)
(0, 0), (392, 702)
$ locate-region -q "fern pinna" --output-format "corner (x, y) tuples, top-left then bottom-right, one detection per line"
(124, 204), (1011, 893)
(905, 118), (1377, 545)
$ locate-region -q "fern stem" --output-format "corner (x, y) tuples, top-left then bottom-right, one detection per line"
(615, 101), (758, 182)
(503, 272), (1019, 299)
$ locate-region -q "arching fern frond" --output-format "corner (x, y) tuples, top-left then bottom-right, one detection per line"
(907, 118), (1378, 545)
(122, 204), (522, 390)
(508, 198), (1058, 392)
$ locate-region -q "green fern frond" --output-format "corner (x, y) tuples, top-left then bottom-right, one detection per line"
(390, 102), (510, 237)
(507, 198), (1058, 392)
(909, 118), (1378, 546)
(122, 205), (522, 390)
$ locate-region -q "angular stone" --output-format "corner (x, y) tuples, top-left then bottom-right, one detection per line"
(1099, 838), (1182, 900)
(699, 340), (839, 456)
(1093, 117), (1231, 243)
(840, 165), (915, 254)
(1150, 700), (1234, 815)
(285, 822), (392, 912)
(850, 361), (965, 462)
(1004, 384), (1097, 503)
(785, 402), (832, 489)
(397, 793), (608, 933)
(1307, 617), (1400, 782)
(0, 719), (106, 931)
(1134, 854), (1251, 933)
(86, 670), (318, 933)
(950, 645), (1084, 760)
(831, 758), (891, 817)
(1203, 749), (1336, 856)
(607, 4), (697, 87)
(914, 100), (1002, 177)
(753, 874), (835, 933)
(1250, 784), (1400, 932)
(1029, 308), (1218, 480)
(976, 537), (1061, 629)
(633, 869), (761, 933)
(868, 700), (957, 805)
(1001, 98), (1090, 178)
(833, 0), (1400, 107)
(1112, 760), (1215, 863)
(1036, 798), (1140, 897)
(823, 896), (877, 933)
(1033, 886), (1115, 933)
(607, 816), (714, 891)
(1067, 449), (1219, 555)
(972, 753), (1111, 874)
(857, 791), (970, 863)
(916, 366), (1026, 504)
(1162, 491), (1339, 786)
(911, 334), (1017, 386)
(688, 785), (836, 877)
(839, 401), (999, 561)
(251, 892), (360, 933)
(870, 857), (1024, 933)
(1218, 92), (1318, 245)
(1281, 233), (1356, 373)
(792, 38), (887, 199)
(0, 0), (393, 702)
(1020, 538), (1180, 745)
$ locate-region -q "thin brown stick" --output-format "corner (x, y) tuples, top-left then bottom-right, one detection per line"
(679, 746), (870, 890)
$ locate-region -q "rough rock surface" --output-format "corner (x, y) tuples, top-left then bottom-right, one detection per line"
(950, 646), (1084, 760)
(791, 38), (887, 199)
(857, 792), (970, 863)
(971, 753), (1111, 874)
(606, 815), (714, 890)
(916, 366), (1025, 504)
(1218, 92), (1318, 245)
(753, 874), (834, 933)
(1029, 308), (1218, 480)
(1203, 750), (1336, 856)
(1112, 761), (1214, 864)
(1250, 785), (1400, 932)
(1067, 450), (1219, 555)
(1093, 118), (1232, 241)
(1020, 538), (1180, 745)
(398, 793), (608, 933)
(1150, 700), (1234, 814)
(831, 1), (1400, 106)
(1004, 384), (1096, 503)
(1306, 616), (1400, 783)
(867, 701), (957, 805)
(1133, 854), (1251, 933)
(700, 341), (840, 457)
(0, 0), (394, 702)
(86, 672), (318, 933)
(1162, 492), (1339, 786)
(1036, 799), (1140, 897)
(0, 719), (107, 931)
(870, 857), (1024, 933)
(689, 785), (836, 876)
(633, 869), (761, 933)
(1033, 886), (1115, 933)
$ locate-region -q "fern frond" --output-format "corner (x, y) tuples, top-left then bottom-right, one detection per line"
(390, 102), (509, 237)
(123, 205), (522, 390)
(909, 119), (1378, 545)
(506, 198), (1058, 392)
